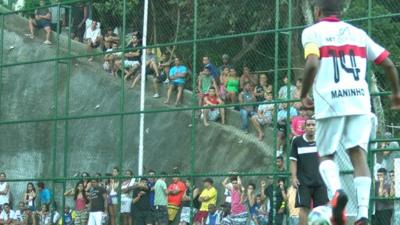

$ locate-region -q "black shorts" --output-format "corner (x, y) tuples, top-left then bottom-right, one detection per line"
(154, 205), (168, 225)
(134, 210), (153, 225)
(295, 184), (329, 208)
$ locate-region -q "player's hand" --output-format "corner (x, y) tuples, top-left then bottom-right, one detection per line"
(291, 177), (300, 189)
(391, 94), (400, 110)
(301, 96), (314, 109)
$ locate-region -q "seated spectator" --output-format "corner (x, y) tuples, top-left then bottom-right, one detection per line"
(276, 103), (298, 153)
(83, 20), (102, 62)
(251, 92), (274, 141)
(205, 204), (221, 225)
(49, 0), (65, 33)
(292, 78), (303, 111)
(240, 66), (257, 91)
(36, 205), (51, 225)
(27, 0), (52, 45)
(194, 178), (218, 225)
(103, 28), (120, 51)
(15, 202), (25, 225)
(152, 52), (171, 98)
(118, 33), (142, 82)
(202, 56), (219, 82)
(374, 168), (393, 225)
(131, 48), (159, 89)
(37, 182), (51, 207)
(203, 87), (225, 127)
(225, 68), (240, 104)
(278, 75), (296, 100)
(0, 203), (16, 225)
(70, 2), (88, 42)
(239, 82), (256, 133)
(164, 57), (188, 106)
(103, 43), (120, 77)
(254, 74), (272, 103)
(197, 67), (218, 107)
(290, 107), (307, 137)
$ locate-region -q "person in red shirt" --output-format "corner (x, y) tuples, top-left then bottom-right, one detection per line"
(167, 175), (186, 223)
(203, 87), (226, 127)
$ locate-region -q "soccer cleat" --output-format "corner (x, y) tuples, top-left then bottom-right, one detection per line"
(330, 189), (348, 225)
(354, 218), (369, 225)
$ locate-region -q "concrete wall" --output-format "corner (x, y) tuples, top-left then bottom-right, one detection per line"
(0, 9), (276, 208)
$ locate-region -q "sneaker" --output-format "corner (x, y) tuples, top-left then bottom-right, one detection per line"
(153, 93), (160, 98)
(43, 40), (52, 45)
(354, 218), (369, 225)
(331, 190), (348, 225)
(25, 33), (34, 39)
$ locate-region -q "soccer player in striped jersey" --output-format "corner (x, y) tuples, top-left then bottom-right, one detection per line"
(300, 0), (400, 225)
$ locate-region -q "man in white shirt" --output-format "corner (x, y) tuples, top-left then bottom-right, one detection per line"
(84, 20), (102, 61)
(0, 203), (16, 225)
(300, 0), (400, 225)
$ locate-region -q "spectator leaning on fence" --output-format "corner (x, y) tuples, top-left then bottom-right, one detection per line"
(27, 0), (52, 45)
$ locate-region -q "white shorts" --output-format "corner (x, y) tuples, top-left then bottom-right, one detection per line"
(120, 196), (132, 213)
(208, 109), (220, 121)
(316, 114), (372, 157)
(124, 60), (140, 68)
(88, 212), (103, 225)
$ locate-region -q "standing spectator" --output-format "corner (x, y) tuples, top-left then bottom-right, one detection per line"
(194, 178), (218, 225)
(27, 0), (52, 44)
(167, 175), (186, 223)
(146, 170), (157, 213)
(37, 182), (51, 207)
(381, 132), (400, 171)
(205, 204), (221, 225)
(154, 172), (168, 225)
(292, 78), (303, 111)
(253, 194), (268, 225)
(290, 107), (307, 137)
(15, 202), (26, 225)
(286, 185), (299, 225)
(278, 75), (296, 100)
(179, 178), (200, 225)
(197, 67), (218, 108)
(103, 28), (120, 51)
(71, 2), (88, 42)
(84, 20), (102, 62)
(203, 87), (226, 127)
(107, 167), (120, 225)
(251, 91), (274, 141)
(374, 168), (393, 225)
(121, 170), (136, 225)
(64, 182), (89, 225)
(36, 205), (51, 225)
(132, 48), (160, 89)
(49, 0), (66, 32)
(164, 57), (188, 106)
(239, 66), (257, 90)
(0, 203), (16, 225)
(132, 178), (153, 225)
(23, 183), (36, 211)
(238, 82), (256, 133)
(87, 179), (108, 225)
(225, 68), (240, 104)
(202, 56), (219, 82)
(261, 178), (287, 225)
(290, 118), (328, 225)
(276, 103), (298, 153)
(254, 74), (271, 103)
(221, 176), (247, 225)
(219, 54), (232, 73)
(0, 173), (9, 208)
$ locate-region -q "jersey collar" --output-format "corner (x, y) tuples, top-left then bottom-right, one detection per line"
(319, 15), (341, 22)
(303, 134), (315, 143)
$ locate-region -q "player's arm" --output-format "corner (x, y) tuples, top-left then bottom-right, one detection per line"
(289, 139), (300, 188)
(301, 53), (319, 99)
(379, 58), (400, 108)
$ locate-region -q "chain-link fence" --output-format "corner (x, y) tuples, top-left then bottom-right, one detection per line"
(0, 0), (400, 225)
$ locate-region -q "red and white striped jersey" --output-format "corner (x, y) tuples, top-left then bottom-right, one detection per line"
(302, 16), (389, 119)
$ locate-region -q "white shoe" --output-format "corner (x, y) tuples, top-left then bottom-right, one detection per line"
(43, 40), (52, 45)
(163, 79), (170, 84)
(153, 93), (160, 98)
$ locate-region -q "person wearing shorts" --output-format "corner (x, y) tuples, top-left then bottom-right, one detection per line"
(251, 91), (274, 141)
(164, 57), (188, 106)
(300, 1), (400, 224)
(290, 118), (328, 225)
(203, 87), (225, 127)
(87, 179), (108, 225)
(27, 0), (52, 45)
(132, 178), (153, 225)
(194, 178), (217, 225)
(154, 172), (168, 225)
(84, 20), (102, 62)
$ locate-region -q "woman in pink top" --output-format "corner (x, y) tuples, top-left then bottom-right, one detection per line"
(221, 176), (248, 225)
(64, 181), (89, 225)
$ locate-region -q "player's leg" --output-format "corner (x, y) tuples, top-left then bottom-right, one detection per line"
(295, 185), (311, 225)
(345, 115), (373, 224)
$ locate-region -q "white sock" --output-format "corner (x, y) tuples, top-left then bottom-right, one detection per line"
(354, 176), (371, 220)
(319, 160), (342, 200)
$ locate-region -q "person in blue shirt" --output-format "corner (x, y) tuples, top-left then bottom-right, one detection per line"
(202, 56), (219, 82)
(164, 57), (188, 106)
(38, 182), (52, 207)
